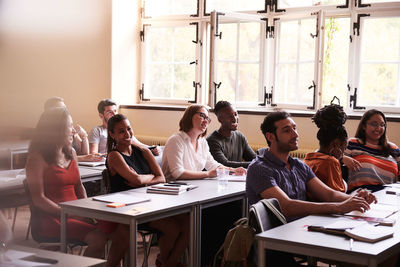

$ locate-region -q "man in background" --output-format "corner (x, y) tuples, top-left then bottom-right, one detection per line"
(88, 99), (159, 155)
(44, 97), (102, 162)
(207, 101), (256, 168)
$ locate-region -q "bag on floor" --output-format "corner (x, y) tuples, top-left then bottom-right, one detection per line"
(212, 217), (256, 267)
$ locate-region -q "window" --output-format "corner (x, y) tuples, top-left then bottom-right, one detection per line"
(139, 0), (400, 114)
(272, 15), (319, 109)
(353, 14), (400, 112)
(321, 17), (350, 107)
(209, 12), (264, 106)
(141, 23), (199, 103)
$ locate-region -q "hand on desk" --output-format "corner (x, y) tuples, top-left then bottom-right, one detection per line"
(353, 188), (377, 204)
(338, 195), (371, 214)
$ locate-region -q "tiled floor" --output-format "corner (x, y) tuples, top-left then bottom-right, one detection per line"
(4, 205), (160, 266)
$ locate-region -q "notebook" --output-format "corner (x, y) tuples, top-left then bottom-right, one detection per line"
(93, 193), (150, 205)
(308, 219), (394, 243)
(78, 160), (106, 167)
(146, 183), (198, 195)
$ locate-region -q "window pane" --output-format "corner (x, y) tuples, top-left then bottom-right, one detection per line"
(362, 0), (400, 3)
(321, 17), (350, 106)
(144, 0), (197, 17)
(217, 24), (237, 60)
(358, 17), (400, 107)
(216, 62), (236, 103)
(275, 18), (316, 106)
(278, 0), (346, 8)
(238, 64), (260, 103)
(215, 22), (262, 105)
(144, 25), (196, 100)
(205, 0), (265, 13)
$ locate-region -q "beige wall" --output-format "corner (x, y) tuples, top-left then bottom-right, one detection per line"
(122, 108), (400, 150)
(0, 0), (111, 139)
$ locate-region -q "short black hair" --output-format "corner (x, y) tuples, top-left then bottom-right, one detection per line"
(214, 101), (232, 117)
(97, 99), (117, 114)
(260, 111), (290, 146)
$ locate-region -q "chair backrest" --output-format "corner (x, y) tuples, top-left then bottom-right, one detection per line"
(248, 198), (286, 234)
(256, 147), (267, 155)
(23, 179), (57, 242)
(101, 169), (111, 195)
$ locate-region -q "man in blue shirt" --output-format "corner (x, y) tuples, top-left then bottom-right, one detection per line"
(246, 111), (376, 222)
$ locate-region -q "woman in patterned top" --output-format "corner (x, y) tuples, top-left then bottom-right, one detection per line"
(344, 109), (400, 192)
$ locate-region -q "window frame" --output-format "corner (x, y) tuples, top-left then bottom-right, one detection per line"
(350, 9), (400, 113)
(208, 11), (266, 108)
(137, 0), (400, 115)
(269, 11), (322, 110)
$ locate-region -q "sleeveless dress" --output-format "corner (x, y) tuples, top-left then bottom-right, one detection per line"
(36, 160), (97, 241)
(107, 145), (151, 193)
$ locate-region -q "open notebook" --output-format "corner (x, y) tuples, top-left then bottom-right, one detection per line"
(308, 219), (394, 243)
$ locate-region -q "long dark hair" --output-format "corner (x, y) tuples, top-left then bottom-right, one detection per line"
(355, 109), (394, 157)
(312, 105), (348, 149)
(107, 114), (128, 153)
(29, 107), (73, 164)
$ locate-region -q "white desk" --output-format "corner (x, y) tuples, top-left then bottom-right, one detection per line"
(0, 167), (104, 208)
(256, 189), (400, 267)
(8, 244), (105, 266)
(60, 179), (246, 267)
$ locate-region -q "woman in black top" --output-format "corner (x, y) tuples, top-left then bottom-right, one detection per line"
(106, 114), (189, 267)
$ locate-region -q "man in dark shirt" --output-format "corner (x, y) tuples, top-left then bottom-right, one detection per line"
(207, 101), (256, 168)
(246, 111), (376, 219)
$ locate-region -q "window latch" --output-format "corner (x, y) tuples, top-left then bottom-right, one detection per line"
(189, 82), (201, 103)
(213, 82), (222, 106)
(349, 88), (366, 110)
(353, 14), (370, 36)
(139, 84), (149, 101)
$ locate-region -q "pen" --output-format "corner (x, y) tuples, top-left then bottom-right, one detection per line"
(165, 184), (181, 187)
(349, 238), (354, 250)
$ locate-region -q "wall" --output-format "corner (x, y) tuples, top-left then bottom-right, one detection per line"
(121, 108), (400, 150)
(0, 0), (112, 139)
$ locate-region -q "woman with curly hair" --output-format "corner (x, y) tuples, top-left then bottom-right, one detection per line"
(304, 105), (348, 192)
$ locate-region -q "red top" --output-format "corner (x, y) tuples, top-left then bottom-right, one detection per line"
(42, 159), (79, 204)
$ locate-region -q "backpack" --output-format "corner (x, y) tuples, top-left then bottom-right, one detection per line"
(213, 198), (287, 267)
(213, 217), (256, 267)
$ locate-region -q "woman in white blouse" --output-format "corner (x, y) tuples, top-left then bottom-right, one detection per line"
(162, 104), (246, 181)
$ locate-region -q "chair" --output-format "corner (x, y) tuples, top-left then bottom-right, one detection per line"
(248, 198), (286, 234)
(23, 179), (87, 254)
(101, 169), (158, 267)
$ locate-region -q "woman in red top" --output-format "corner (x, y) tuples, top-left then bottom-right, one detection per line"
(26, 107), (123, 266)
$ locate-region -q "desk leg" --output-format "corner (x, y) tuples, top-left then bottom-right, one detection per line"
(190, 206), (197, 267)
(196, 205), (202, 267)
(60, 211), (67, 253)
(258, 240), (265, 267)
(129, 218), (137, 267)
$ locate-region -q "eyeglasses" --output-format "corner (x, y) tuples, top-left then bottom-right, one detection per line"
(196, 112), (211, 123)
(367, 121), (386, 129)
